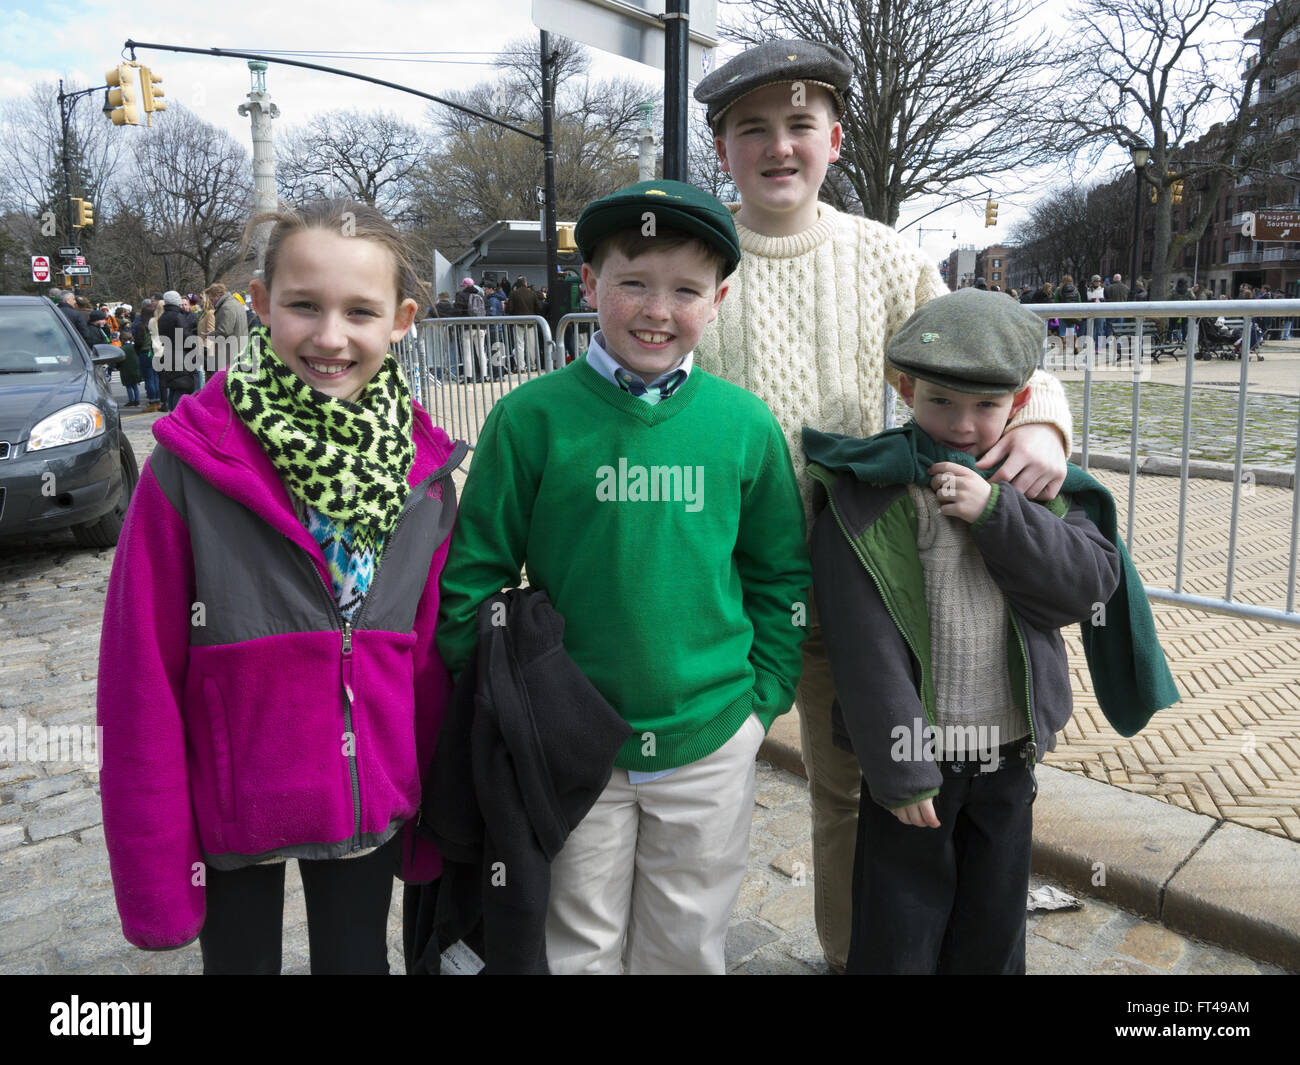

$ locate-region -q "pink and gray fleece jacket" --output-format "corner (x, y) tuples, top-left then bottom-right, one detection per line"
(96, 373), (464, 950)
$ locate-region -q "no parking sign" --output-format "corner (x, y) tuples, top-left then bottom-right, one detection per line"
(31, 255), (51, 283)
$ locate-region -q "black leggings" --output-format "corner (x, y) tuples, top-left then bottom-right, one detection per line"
(199, 839), (397, 975)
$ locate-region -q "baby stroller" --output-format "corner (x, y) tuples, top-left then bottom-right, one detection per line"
(1233, 320), (1265, 362)
(1195, 317), (1234, 360)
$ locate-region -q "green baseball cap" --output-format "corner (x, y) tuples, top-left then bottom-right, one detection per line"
(575, 180), (741, 278)
(887, 288), (1044, 394)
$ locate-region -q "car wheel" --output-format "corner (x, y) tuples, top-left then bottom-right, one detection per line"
(71, 437), (139, 548)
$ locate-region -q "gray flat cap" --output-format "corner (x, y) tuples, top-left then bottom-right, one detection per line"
(886, 288), (1043, 394)
(694, 40), (851, 129)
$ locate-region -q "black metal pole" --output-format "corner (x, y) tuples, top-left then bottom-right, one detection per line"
(124, 39), (542, 142)
(58, 82), (76, 286)
(1130, 167), (1143, 292)
(541, 31), (560, 339)
(663, 0), (689, 181)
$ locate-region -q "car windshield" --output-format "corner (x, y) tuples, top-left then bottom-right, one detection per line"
(0, 304), (85, 375)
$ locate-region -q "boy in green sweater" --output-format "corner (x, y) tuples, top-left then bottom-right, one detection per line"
(437, 180), (811, 974)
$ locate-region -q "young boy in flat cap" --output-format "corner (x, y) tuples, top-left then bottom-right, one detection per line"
(692, 38), (1076, 971)
(437, 180), (810, 974)
(802, 289), (1121, 973)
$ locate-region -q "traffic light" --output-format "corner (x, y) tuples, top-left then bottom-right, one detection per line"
(1172, 180), (1184, 206)
(140, 66), (166, 123)
(984, 199), (998, 227)
(557, 224), (577, 254)
(72, 198), (94, 228)
(106, 63), (141, 126)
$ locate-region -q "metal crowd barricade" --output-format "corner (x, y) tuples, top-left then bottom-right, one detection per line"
(1025, 297), (1300, 626)
(391, 315), (554, 448)
(395, 297), (1300, 624)
(556, 312), (599, 365)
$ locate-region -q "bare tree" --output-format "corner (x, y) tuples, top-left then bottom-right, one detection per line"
(121, 104), (254, 292)
(0, 80), (131, 295)
(722, 0), (1075, 225)
(1011, 181), (1134, 285)
(1061, 0), (1300, 298)
(276, 110), (430, 223)
(0, 80), (127, 226)
(411, 36), (656, 263)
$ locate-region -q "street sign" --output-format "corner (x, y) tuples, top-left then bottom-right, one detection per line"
(75, 256), (86, 266)
(532, 0), (717, 79)
(63, 265), (92, 276)
(1244, 209), (1300, 241)
(31, 256), (50, 283)
(58, 246), (81, 258)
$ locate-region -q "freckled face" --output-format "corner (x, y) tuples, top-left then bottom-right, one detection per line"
(582, 243), (727, 383)
(249, 229), (416, 402)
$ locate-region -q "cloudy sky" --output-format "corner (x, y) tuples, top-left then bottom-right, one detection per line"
(0, 0), (1104, 267)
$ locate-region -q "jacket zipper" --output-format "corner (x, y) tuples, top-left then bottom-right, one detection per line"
(341, 619), (361, 847)
(279, 526), (366, 849)
(335, 452), (461, 847)
(824, 489), (935, 727)
(277, 450), (461, 853)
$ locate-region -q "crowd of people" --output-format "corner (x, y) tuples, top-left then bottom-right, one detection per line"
(48, 285), (256, 411)
(962, 271), (1290, 358)
(425, 273), (578, 380)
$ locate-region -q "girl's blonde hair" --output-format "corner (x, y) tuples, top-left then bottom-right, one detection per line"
(243, 199), (418, 305)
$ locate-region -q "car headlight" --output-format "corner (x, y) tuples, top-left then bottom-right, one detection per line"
(28, 403), (106, 451)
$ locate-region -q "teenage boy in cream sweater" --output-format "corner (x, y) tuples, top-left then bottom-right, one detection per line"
(692, 39), (1074, 973)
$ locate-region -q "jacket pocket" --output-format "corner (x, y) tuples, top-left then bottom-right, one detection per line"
(203, 675), (238, 825)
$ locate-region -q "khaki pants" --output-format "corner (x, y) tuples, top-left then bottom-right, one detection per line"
(797, 610), (862, 972)
(545, 713), (765, 974)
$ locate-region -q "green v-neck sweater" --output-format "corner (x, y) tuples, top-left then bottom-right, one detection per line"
(437, 356), (812, 770)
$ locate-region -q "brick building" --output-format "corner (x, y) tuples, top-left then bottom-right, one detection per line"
(1096, 1), (1300, 296)
(974, 244), (1013, 290)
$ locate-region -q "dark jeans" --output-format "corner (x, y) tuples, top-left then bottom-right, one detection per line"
(848, 751), (1036, 975)
(199, 837), (398, 974)
(138, 352), (160, 401)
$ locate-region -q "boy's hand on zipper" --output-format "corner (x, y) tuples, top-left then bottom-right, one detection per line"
(891, 797), (940, 828)
(928, 462), (991, 524)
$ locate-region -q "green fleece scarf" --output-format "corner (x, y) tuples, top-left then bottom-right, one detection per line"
(802, 421), (1180, 737)
(225, 327), (415, 555)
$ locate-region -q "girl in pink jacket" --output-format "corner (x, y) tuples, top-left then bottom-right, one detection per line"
(97, 201), (462, 973)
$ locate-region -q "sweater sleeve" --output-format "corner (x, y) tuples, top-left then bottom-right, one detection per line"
(1007, 369), (1074, 455)
(436, 402), (535, 676)
(734, 419), (813, 731)
(96, 456), (206, 950)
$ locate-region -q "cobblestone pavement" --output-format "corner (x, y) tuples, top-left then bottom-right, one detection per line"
(0, 395), (1292, 975)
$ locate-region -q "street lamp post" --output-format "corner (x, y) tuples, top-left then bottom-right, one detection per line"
(56, 79), (112, 292)
(1128, 141), (1151, 291)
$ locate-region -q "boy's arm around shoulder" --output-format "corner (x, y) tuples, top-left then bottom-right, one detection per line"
(1005, 370), (1073, 456)
(970, 484), (1121, 631)
(808, 483), (943, 810)
(97, 450), (205, 949)
(733, 414), (812, 732)
(436, 400), (537, 676)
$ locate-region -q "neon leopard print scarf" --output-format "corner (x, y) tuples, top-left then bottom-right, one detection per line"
(225, 327), (415, 556)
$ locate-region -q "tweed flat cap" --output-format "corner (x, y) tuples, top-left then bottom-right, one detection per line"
(694, 40), (851, 129)
(575, 179), (741, 277)
(886, 288), (1044, 394)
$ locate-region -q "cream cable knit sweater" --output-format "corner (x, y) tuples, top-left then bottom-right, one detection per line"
(694, 202), (1073, 520)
